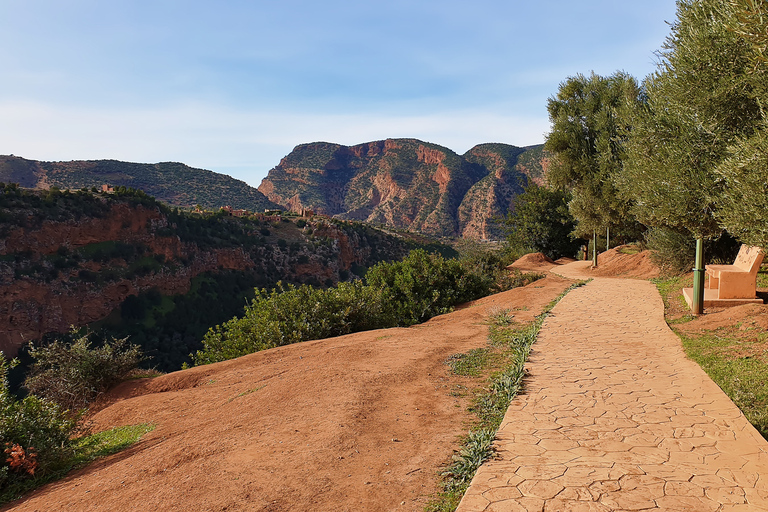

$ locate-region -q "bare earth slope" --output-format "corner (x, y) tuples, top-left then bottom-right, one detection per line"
(3, 276), (573, 512)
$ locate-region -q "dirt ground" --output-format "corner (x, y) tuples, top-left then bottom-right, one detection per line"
(509, 246), (659, 280)
(3, 275), (574, 512)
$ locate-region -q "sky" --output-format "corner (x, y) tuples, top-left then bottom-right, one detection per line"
(0, 0), (679, 187)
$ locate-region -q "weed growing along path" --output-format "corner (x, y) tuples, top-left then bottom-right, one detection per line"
(457, 261), (768, 511)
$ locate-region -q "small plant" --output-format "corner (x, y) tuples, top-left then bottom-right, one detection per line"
(4, 444), (38, 477)
(0, 355), (78, 494)
(485, 307), (514, 326)
(440, 429), (496, 491)
(446, 349), (492, 377)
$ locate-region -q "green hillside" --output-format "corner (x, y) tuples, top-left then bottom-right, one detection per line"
(0, 155), (280, 212)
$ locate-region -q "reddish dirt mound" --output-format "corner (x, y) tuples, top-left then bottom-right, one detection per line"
(508, 252), (556, 272)
(590, 246), (660, 279)
(3, 276), (574, 512)
(676, 302), (768, 333)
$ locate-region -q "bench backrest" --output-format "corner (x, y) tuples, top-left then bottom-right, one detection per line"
(733, 245), (765, 275)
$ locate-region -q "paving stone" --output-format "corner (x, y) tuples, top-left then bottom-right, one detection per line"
(515, 465), (567, 480)
(653, 496), (720, 511)
(482, 486), (523, 501)
(557, 486), (596, 501)
(544, 499), (611, 511)
(704, 486), (746, 504)
(454, 268), (768, 512)
(663, 480), (704, 497)
(517, 480), (565, 500)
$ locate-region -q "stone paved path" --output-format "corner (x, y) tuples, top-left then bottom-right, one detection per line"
(456, 261), (768, 511)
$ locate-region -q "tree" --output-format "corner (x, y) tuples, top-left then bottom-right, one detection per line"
(545, 71), (642, 237)
(503, 183), (581, 260)
(619, 0), (762, 241)
(712, 0), (768, 247)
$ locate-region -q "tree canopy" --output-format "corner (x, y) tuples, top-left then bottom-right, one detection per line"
(544, 71), (642, 236)
(503, 183), (581, 260)
(618, 0), (763, 240)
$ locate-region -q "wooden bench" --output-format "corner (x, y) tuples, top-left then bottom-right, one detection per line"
(706, 245), (764, 299)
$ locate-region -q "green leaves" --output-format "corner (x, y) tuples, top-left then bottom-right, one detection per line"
(544, 71), (643, 236)
(193, 249), (518, 366)
(504, 183), (581, 259)
(618, 0), (767, 243)
(24, 332), (144, 410)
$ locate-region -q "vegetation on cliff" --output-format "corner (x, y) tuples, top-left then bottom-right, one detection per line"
(0, 185), (454, 371)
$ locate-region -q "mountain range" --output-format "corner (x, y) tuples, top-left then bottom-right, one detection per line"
(0, 139), (547, 239)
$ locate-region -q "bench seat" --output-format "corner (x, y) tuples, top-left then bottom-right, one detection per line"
(705, 245), (764, 300)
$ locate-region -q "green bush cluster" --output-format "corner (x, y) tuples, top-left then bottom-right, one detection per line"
(0, 332), (144, 498)
(193, 249), (525, 366)
(24, 332), (143, 411)
(193, 280), (391, 365)
(0, 357), (78, 492)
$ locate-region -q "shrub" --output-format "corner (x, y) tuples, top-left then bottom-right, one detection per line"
(645, 227), (741, 275)
(24, 332), (143, 410)
(193, 281), (392, 365)
(193, 249), (543, 366)
(365, 249), (489, 325)
(0, 356), (78, 489)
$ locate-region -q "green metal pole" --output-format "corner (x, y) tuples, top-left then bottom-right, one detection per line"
(692, 237), (705, 315)
(592, 230), (598, 267)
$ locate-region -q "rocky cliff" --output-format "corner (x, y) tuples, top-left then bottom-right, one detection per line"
(257, 139), (547, 239)
(0, 186), (444, 367)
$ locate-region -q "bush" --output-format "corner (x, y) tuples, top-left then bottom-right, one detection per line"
(193, 281), (392, 365)
(645, 227), (740, 275)
(365, 249), (489, 325)
(193, 249), (543, 366)
(24, 332), (143, 410)
(0, 356), (78, 489)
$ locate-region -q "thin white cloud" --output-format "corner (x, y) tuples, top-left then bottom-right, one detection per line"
(0, 101), (549, 187)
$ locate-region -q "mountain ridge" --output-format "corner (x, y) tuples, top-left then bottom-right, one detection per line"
(0, 155), (280, 213)
(258, 138), (547, 239)
(0, 139), (548, 239)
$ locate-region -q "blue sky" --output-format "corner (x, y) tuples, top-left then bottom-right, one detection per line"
(0, 0), (678, 187)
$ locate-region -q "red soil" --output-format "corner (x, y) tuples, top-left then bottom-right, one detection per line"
(509, 247), (658, 280)
(590, 246), (660, 279)
(677, 302), (768, 333)
(507, 252), (556, 272)
(3, 276), (574, 512)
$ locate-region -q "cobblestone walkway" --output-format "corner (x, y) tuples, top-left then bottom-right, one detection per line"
(456, 261), (768, 511)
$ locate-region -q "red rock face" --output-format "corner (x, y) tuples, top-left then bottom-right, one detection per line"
(258, 139), (547, 239)
(0, 197), (416, 357)
(0, 200), (261, 356)
(0, 248), (252, 356)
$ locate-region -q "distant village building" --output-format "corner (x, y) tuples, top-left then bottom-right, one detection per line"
(101, 184), (115, 193)
(221, 205), (250, 217)
(300, 208), (314, 218)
